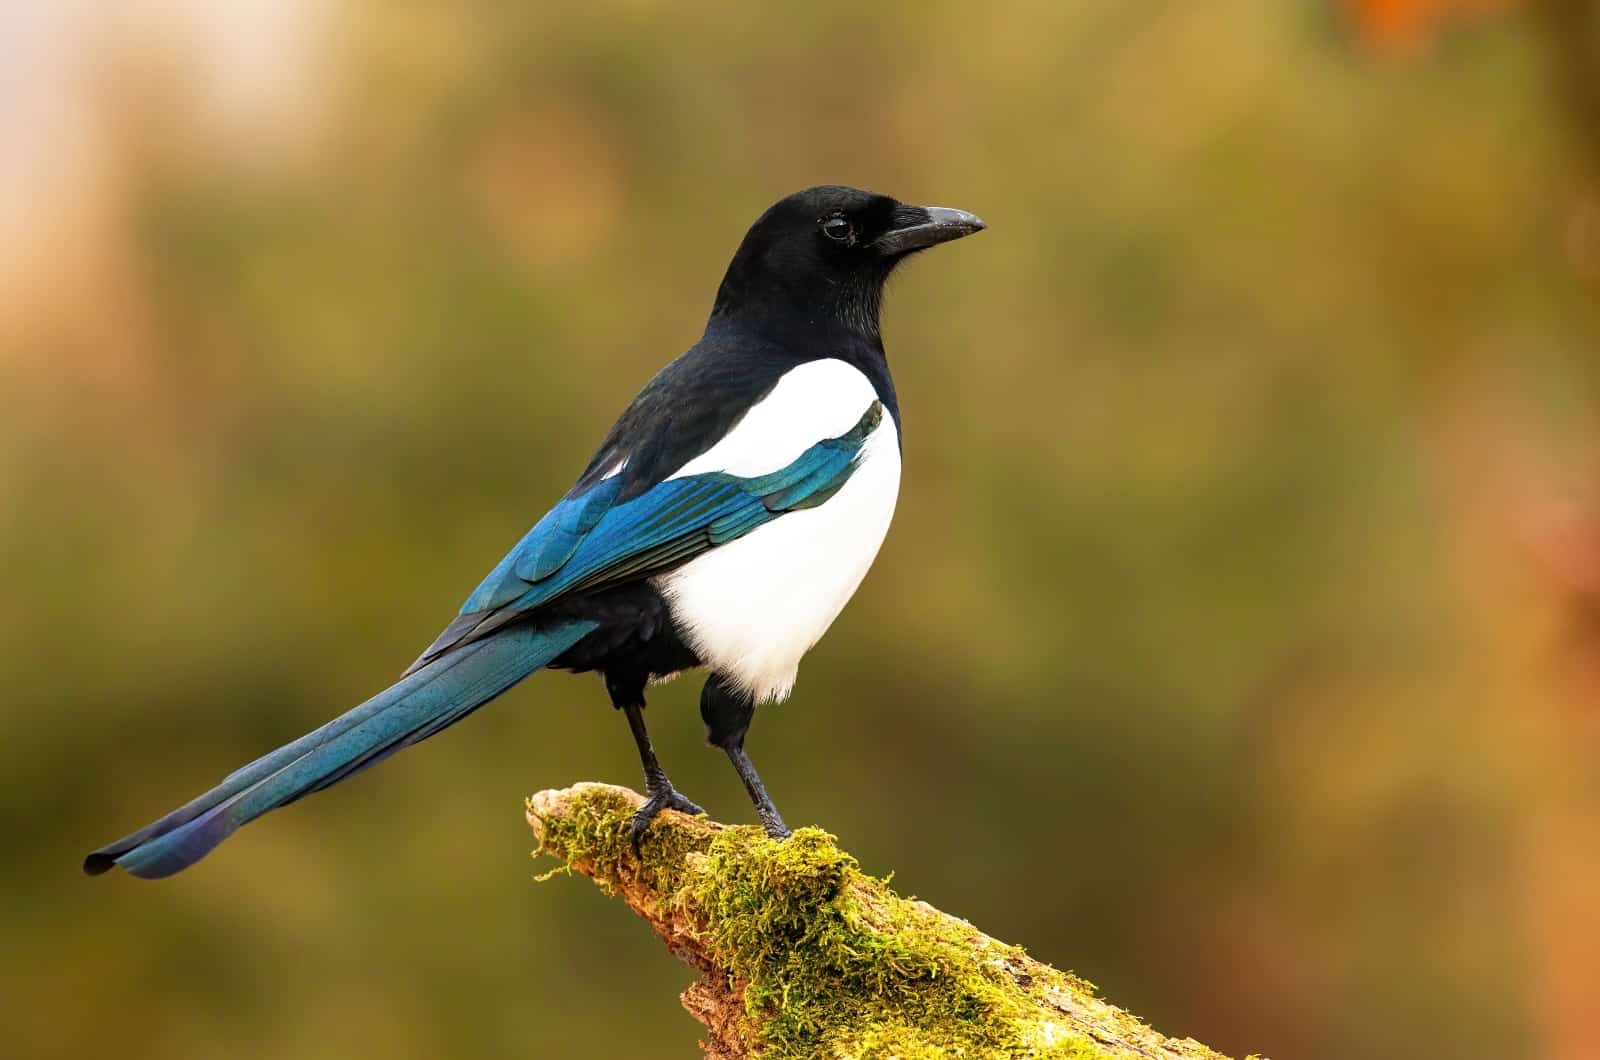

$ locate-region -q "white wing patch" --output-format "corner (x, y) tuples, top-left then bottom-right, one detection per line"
(668, 358), (881, 480)
(655, 360), (899, 704)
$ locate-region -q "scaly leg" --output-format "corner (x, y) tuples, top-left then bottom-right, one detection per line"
(617, 694), (704, 849)
(701, 673), (791, 839)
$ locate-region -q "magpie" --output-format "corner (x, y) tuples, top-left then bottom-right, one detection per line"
(84, 185), (985, 879)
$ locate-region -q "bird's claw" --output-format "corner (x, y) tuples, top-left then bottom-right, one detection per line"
(629, 788), (706, 851)
(762, 818), (793, 840)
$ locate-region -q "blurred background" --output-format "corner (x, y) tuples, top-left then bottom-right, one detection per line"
(4, 2), (1599, 1058)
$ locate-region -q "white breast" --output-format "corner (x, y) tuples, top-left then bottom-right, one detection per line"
(653, 359), (900, 703)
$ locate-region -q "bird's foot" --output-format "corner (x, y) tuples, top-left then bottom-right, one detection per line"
(629, 786), (706, 851)
(757, 806), (792, 840)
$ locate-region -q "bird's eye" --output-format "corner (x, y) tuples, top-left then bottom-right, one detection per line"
(820, 216), (854, 243)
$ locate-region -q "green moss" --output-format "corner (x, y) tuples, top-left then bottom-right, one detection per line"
(530, 786), (1231, 1060)
(530, 784), (705, 898)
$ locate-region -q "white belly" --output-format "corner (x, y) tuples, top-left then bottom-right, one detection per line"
(652, 359), (901, 703)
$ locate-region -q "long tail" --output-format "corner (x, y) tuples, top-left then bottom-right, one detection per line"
(83, 620), (595, 879)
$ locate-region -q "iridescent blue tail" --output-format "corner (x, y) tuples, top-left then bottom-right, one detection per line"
(83, 621), (593, 879)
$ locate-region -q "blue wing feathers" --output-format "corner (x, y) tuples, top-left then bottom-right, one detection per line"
(410, 402), (885, 673)
(708, 505), (773, 544)
(512, 477), (623, 584)
(463, 478), (624, 614)
(458, 400), (884, 625)
(760, 451), (856, 511)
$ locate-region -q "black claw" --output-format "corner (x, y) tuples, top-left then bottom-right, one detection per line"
(668, 791), (706, 817)
(629, 787), (706, 852)
(762, 818), (792, 840)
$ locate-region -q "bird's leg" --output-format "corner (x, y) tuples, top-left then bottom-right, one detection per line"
(701, 674), (791, 839)
(725, 741), (791, 839)
(620, 700), (705, 848)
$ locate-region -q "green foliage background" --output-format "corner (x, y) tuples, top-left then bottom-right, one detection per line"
(4, 3), (1597, 1059)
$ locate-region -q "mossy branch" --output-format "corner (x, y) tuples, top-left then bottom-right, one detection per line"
(527, 783), (1250, 1060)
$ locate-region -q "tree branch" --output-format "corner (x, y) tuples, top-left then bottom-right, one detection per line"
(527, 783), (1247, 1060)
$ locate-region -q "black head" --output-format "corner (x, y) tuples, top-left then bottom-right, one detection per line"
(710, 185), (985, 339)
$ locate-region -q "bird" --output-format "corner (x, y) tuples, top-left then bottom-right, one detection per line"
(83, 185), (986, 879)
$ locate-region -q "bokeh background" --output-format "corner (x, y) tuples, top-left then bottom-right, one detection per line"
(5, 2), (1600, 1058)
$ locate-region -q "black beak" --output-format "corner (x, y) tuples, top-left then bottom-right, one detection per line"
(873, 205), (987, 256)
